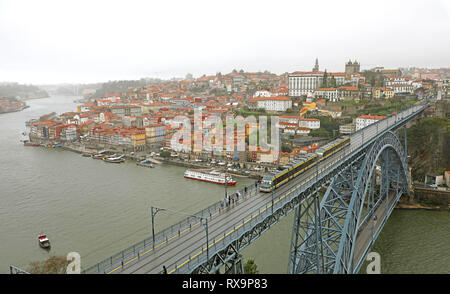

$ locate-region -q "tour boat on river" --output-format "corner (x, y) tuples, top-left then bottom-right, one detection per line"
(184, 169), (236, 185)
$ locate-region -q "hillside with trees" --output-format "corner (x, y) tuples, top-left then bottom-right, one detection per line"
(404, 117), (449, 181)
(0, 82), (49, 99)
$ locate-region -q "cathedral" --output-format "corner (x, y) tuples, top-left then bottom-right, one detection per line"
(345, 60), (360, 77)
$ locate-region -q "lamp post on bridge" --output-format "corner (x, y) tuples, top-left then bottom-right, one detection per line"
(271, 188), (274, 214)
(151, 206), (164, 250)
(150, 205), (210, 261)
(225, 173), (228, 198)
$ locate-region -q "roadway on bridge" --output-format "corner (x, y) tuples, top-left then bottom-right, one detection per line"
(353, 192), (396, 271)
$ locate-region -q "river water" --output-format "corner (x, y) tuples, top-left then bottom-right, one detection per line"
(0, 95), (448, 274)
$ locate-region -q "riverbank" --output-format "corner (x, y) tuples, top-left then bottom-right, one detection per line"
(0, 105), (29, 115)
(25, 135), (262, 179)
(20, 95), (50, 101)
(396, 190), (450, 211)
(42, 142), (260, 179)
(396, 202), (448, 211)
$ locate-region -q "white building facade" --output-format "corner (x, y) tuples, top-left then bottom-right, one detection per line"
(288, 71), (324, 97)
(249, 96), (292, 112)
(299, 118), (320, 129)
(355, 115), (387, 131)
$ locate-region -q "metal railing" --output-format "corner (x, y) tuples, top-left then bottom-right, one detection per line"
(10, 265), (30, 274)
(81, 180), (261, 274)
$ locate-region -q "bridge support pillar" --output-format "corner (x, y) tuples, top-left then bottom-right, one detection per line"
(288, 190), (324, 274)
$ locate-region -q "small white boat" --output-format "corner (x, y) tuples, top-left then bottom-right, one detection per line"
(38, 233), (51, 249)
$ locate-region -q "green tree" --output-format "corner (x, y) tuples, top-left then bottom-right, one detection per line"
(244, 259), (259, 274)
(321, 70), (328, 88)
(329, 76), (337, 87)
(281, 144), (293, 153)
(160, 150), (171, 158)
(310, 128), (330, 138)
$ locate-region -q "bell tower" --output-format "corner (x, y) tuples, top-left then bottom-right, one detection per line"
(313, 58), (319, 72)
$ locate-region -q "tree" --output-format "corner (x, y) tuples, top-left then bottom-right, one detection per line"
(321, 70), (328, 88)
(160, 150), (171, 158)
(281, 144), (293, 153)
(310, 128), (330, 138)
(244, 259), (259, 274)
(27, 255), (68, 274)
(329, 76), (337, 87)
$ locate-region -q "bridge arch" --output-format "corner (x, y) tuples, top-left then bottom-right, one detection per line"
(335, 131), (409, 273)
(291, 131), (410, 274)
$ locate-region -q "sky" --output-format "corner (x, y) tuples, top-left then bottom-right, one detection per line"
(0, 0), (449, 84)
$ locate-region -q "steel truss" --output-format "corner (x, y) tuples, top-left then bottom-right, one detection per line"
(289, 131), (409, 274)
(9, 265), (30, 274)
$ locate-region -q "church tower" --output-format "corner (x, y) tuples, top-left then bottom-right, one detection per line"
(313, 58), (319, 72)
(345, 59), (360, 78)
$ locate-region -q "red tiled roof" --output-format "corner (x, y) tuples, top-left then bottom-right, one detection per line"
(291, 71), (324, 75)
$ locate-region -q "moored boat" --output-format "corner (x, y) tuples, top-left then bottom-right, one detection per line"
(184, 169), (236, 185)
(104, 155), (125, 163)
(23, 141), (40, 147)
(38, 234), (51, 249)
(91, 150), (108, 159)
(137, 159), (154, 168)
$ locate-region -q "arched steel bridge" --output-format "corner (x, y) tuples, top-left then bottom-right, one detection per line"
(80, 102), (427, 275)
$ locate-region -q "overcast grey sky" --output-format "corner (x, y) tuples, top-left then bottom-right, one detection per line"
(0, 0), (449, 84)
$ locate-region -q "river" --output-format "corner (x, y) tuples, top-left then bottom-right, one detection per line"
(0, 95), (448, 274)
